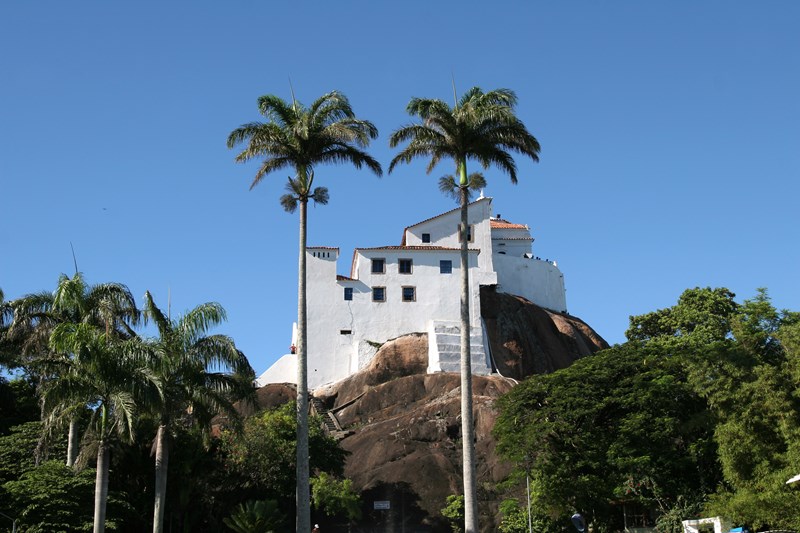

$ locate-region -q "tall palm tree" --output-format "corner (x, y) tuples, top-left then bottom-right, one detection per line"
(9, 273), (139, 466)
(44, 322), (148, 533)
(389, 87), (540, 533)
(227, 90), (382, 532)
(141, 291), (254, 533)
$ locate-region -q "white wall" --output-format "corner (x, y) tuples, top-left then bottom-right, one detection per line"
(305, 246), (483, 389)
(493, 253), (567, 312)
(257, 196), (569, 390)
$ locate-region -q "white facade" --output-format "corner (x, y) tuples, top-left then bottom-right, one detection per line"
(257, 196), (567, 389)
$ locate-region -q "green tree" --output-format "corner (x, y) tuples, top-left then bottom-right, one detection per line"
(441, 494), (464, 533)
(623, 287), (800, 530)
(681, 292), (800, 530)
(140, 291), (254, 533)
(3, 460), (97, 532)
(0, 287), (17, 369)
(495, 342), (719, 532)
(227, 90), (381, 532)
(8, 273), (139, 466)
(45, 323), (148, 533)
(310, 472), (361, 524)
(389, 87), (540, 533)
(497, 499), (531, 533)
(0, 377), (39, 435)
(625, 287), (738, 346)
(218, 401), (346, 506)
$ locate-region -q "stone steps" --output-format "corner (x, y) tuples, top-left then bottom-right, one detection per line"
(431, 322), (489, 374)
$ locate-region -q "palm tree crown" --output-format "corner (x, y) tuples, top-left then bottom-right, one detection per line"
(227, 90), (382, 203)
(389, 87), (540, 185)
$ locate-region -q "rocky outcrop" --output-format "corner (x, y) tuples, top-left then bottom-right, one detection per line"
(314, 294), (607, 531)
(251, 294), (608, 531)
(481, 286), (609, 379)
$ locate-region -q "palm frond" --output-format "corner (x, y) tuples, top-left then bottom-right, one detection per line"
(178, 302), (227, 345)
(390, 86), (540, 189)
(257, 94), (298, 126)
(143, 291), (172, 338)
(311, 187), (329, 206)
(438, 172), (486, 203)
(229, 90), (381, 198)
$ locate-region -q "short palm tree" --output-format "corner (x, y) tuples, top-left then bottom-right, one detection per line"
(44, 322), (148, 533)
(9, 273), (139, 466)
(141, 291), (254, 533)
(389, 87), (540, 533)
(227, 90), (382, 532)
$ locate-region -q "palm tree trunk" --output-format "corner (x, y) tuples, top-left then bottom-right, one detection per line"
(93, 440), (110, 533)
(152, 423), (169, 533)
(459, 185), (479, 533)
(296, 196), (311, 533)
(66, 417), (79, 467)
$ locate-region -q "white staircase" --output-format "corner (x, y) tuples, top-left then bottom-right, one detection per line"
(428, 321), (491, 375)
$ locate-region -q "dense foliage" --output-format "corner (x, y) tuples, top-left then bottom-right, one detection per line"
(4, 275), (799, 533)
(495, 287), (800, 532)
(0, 276), (353, 533)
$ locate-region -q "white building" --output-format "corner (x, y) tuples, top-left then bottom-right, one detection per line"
(257, 196), (567, 390)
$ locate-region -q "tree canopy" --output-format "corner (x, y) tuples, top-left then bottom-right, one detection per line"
(496, 287), (800, 532)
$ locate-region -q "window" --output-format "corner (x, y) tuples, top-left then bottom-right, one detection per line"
(440, 260), (452, 274)
(402, 286), (416, 302)
(344, 287), (353, 301)
(398, 258), (413, 274)
(372, 287), (386, 302)
(340, 329), (352, 335)
(371, 258), (385, 274)
(422, 233), (431, 243)
(458, 224), (474, 243)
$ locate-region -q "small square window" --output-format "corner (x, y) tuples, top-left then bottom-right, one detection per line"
(372, 287), (386, 302)
(344, 287), (353, 301)
(398, 259), (413, 274)
(440, 260), (452, 274)
(371, 258), (385, 274)
(458, 224), (474, 243)
(340, 329), (352, 335)
(402, 286), (416, 302)
(422, 233), (431, 243)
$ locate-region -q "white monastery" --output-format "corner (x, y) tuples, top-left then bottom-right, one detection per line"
(256, 195), (567, 390)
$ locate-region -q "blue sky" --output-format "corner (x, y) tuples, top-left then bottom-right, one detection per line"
(2, 2), (798, 374)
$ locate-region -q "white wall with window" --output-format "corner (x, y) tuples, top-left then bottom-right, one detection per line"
(255, 196), (568, 389)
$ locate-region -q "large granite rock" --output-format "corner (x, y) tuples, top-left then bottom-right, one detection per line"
(249, 293), (607, 531)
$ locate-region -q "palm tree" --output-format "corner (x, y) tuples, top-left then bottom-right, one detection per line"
(141, 291), (254, 533)
(9, 273), (139, 466)
(389, 87), (540, 533)
(227, 90), (382, 532)
(44, 322), (148, 533)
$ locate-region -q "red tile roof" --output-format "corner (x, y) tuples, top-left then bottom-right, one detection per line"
(490, 219), (527, 230)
